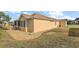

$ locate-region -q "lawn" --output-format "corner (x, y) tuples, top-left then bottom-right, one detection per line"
(0, 28), (79, 48)
(68, 24), (79, 28)
(67, 24), (79, 38)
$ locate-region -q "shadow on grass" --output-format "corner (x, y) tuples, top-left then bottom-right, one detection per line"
(69, 28), (79, 37)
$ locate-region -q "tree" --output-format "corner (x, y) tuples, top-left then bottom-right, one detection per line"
(0, 12), (11, 23)
(0, 12), (5, 17)
(0, 12), (5, 24)
(4, 15), (11, 22)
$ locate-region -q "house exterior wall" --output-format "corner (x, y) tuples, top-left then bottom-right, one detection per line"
(59, 21), (67, 27)
(16, 15), (67, 33)
(54, 21), (60, 27)
(18, 16), (34, 32)
(19, 16), (28, 32)
(27, 19), (34, 32)
(13, 21), (19, 30)
(65, 21), (67, 26)
(33, 19), (59, 32)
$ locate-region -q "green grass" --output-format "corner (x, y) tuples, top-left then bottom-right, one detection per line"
(68, 24), (79, 28)
(0, 28), (79, 48)
(67, 24), (79, 37)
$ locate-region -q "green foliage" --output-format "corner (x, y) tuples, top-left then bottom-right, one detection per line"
(0, 12), (11, 23)
(0, 20), (2, 24)
(68, 25), (79, 28)
(4, 15), (11, 22)
(3, 24), (11, 30)
(0, 12), (5, 17)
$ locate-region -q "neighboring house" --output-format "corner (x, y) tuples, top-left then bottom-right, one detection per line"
(75, 20), (79, 24)
(13, 14), (67, 32)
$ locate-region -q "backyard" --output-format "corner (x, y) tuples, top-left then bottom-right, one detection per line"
(0, 25), (79, 48)
(68, 24), (79, 28)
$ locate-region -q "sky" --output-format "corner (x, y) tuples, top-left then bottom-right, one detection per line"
(4, 11), (79, 21)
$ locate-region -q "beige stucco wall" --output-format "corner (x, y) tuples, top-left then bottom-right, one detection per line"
(54, 21), (60, 27)
(19, 16), (28, 32)
(19, 16), (34, 32)
(18, 16), (67, 33)
(33, 19), (59, 32)
(27, 19), (34, 32)
(20, 16), (26, 21)
(59, 21), (67, 27)
(65, 21), (67, 26)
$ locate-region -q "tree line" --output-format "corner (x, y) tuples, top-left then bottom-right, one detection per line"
(0, 12), (11, 24)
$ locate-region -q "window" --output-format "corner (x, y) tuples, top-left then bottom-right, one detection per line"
(24, 21), (25, 27)
(14, 21), (16, 25)
(22, 21), (24, 27)
(18, 21), (20, 26)
(20, 21), (26, 27)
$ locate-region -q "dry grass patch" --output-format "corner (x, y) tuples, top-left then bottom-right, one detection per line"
(0, 28), (79, 48)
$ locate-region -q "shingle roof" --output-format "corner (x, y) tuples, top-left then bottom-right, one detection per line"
(20, 13), (66, 21)
(22, 14), (31, 19)
(20, 13), (56, 21)
(31, 13), (56, 20)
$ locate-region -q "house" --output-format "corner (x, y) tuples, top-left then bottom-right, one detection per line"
(75, 20), (79, 24)
(74, 18), (79, 24)
(59, 19), (67, 27)
(13, 14), (67, 32)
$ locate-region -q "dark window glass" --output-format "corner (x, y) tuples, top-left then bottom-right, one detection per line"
(24, 21), (25, 27)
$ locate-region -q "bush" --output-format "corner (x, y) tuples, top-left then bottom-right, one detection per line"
(3, 24), (11, 30)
